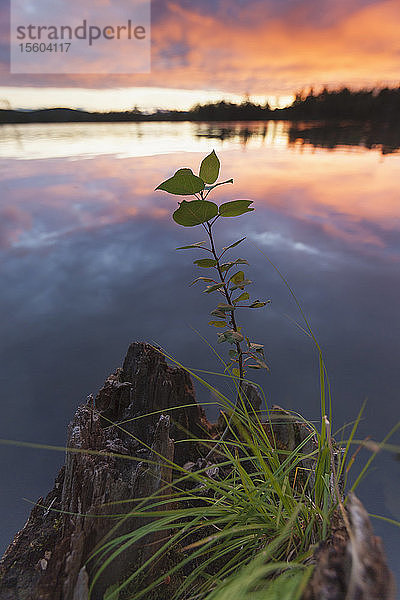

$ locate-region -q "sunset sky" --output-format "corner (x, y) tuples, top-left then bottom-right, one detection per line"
(1, 0), (400, 578)
(0, 0), (400, 111)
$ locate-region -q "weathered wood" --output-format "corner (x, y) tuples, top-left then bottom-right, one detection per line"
(0, 343), (206, 600)
(0, 342), (396, 600)
(304, 493), (396, 600)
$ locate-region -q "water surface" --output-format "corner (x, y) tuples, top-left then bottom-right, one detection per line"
(0, 121), (399, 582)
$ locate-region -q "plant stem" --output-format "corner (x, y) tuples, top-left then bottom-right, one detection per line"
(204, 221), (244, 461)
(203, 179), (234, 199)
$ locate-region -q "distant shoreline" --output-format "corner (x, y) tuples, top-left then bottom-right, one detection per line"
(2, 111), (399, 155)
(1, 108), (399, 125)
(0, 107), (276, 124)
(0, 107), (302, 124)
(1, 86), (400, 124)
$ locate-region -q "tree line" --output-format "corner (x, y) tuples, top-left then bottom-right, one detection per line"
(1, 86), (400, 123)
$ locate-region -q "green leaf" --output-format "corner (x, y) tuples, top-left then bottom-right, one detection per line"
(217, 303), (235, 311)
(199, 150), (220, 184)
(177, 241), (207, 250)
(220, 262), (235, 272)
(210, 309), (227, 319)
(218, 330), (244, 344)
(229, 271), (245, 284)
(233, 292), (250, 303)
(220, 259), (249, 273)
(193, 258), (218, 268)
(222, 237), (246, 251)
(249, 300), (270, 308)
(217, 332), (228, 344)
(208, 320), (227, 328)
(156, 168), (204, 195)
(190, 277), (215, 286)
(204, 283), (225, 293)
(230, 278), (252, 291)
(226, 330), (244, 343)
(174, 200), (218, 227)
(219, 200), (254, 217)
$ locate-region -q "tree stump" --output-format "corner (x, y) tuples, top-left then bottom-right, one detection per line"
(0, 343), (395, 600)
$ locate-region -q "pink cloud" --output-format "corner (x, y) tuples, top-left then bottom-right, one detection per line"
(0, 0), (399, 95)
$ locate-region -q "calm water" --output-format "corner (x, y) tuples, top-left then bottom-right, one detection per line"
(0, 121), (399, 582)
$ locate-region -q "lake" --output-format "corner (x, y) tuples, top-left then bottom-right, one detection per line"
(0, 120), (399, 583)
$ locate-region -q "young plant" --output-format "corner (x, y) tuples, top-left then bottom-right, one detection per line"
(85, 155), (400, 598)
(156, 150), (269, 390)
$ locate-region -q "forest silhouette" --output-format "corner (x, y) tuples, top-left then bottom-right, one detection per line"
(1, 86), (400, 153)
(1, 86), (400, 123)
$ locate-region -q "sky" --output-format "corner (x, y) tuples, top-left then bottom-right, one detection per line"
(0, 0), (400, 110)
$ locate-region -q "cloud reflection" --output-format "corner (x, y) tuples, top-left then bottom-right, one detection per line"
(0, 123), (399, 262)
(0, 123), (399, 580)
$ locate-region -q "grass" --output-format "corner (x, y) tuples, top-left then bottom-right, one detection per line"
(5, 371), (397, 599)
(88, 391), (319, 598)
(1, 252), (399, 599)
(85, 250), (399, 599)
(84, 347), (399, 599)
(1, 350), (398, 600)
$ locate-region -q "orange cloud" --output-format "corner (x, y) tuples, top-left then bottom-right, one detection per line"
(1, 0), (399, 96)
(147, 0), (400, 93)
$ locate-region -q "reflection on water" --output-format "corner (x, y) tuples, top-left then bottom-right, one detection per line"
(0, 122), (399, 581)
(288, 121), (400, 155)
(0, 121), (290, 160)
(1, 123), (399, 255)
(2, 119), (399, 160)
(195, 121), (289, 146)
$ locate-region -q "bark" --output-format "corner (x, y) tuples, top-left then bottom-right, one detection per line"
(0, 342), (395, 600)
(304, 493), (396, 600)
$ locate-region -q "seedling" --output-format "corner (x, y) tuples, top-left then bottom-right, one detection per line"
(156, 150), (270, 384)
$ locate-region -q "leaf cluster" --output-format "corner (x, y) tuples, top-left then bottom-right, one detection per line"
(156, 151), (270, 379)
